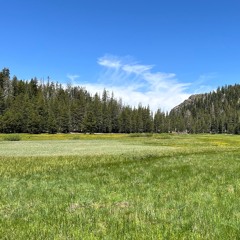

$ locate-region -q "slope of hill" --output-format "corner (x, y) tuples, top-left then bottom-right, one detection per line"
(169, 84), (240, 134)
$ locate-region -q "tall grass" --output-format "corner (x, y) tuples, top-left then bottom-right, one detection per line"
(0, 134), (240, 239)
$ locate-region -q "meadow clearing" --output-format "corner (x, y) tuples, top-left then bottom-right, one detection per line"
(1, 133), (240, 239)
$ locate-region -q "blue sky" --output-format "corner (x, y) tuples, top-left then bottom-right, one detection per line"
(1, 0), (240, 111)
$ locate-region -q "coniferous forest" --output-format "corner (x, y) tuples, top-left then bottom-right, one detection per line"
(0, 68), (162, 134)
(1, 67), (240, 134)
(169, 85), (240, 134)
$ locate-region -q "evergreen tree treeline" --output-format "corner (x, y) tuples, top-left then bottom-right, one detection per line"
(0, 68), (165, 134)
(1, 68), (240, 134)
(169, 85), (240, 134)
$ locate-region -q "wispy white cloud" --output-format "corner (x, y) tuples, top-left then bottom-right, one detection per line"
(122, 64), (153, 74)
(192, 73), (218, 94)
(69, 55), (219, 112)
(98, 55), (121, 68)
(198, 73), (217, 82)
(79, 55), (191, 112)
(67, 74), (80, 84)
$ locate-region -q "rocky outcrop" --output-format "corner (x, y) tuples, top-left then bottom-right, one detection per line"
(171, 94), (204, 113)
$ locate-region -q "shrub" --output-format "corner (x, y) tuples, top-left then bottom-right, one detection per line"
(3, 134), (21, 141)
(129, 133), (153, 138)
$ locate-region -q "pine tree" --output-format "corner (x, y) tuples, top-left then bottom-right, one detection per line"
(83, 106), (96, 134)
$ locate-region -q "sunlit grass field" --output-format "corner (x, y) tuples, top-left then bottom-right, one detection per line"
(1, 133), (240, 239)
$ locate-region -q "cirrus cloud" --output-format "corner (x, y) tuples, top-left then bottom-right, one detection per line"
(81, 55), (192, 112)
(67, 74), (80, 84)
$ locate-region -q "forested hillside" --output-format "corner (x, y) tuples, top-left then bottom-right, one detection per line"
(0, 68), (166, 134)
(1, 68), (240, 134)
(169, 85), (240, 134)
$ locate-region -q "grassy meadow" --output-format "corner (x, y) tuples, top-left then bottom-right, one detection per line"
(1, 133), (240, 239)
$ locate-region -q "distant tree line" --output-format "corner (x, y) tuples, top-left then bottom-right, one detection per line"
(1, 68), (240, 134)
(0, 68), (166, 134)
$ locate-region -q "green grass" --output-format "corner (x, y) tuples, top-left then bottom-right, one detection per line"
(0, 133), (127, 141)
(1, 134), (240, 239)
